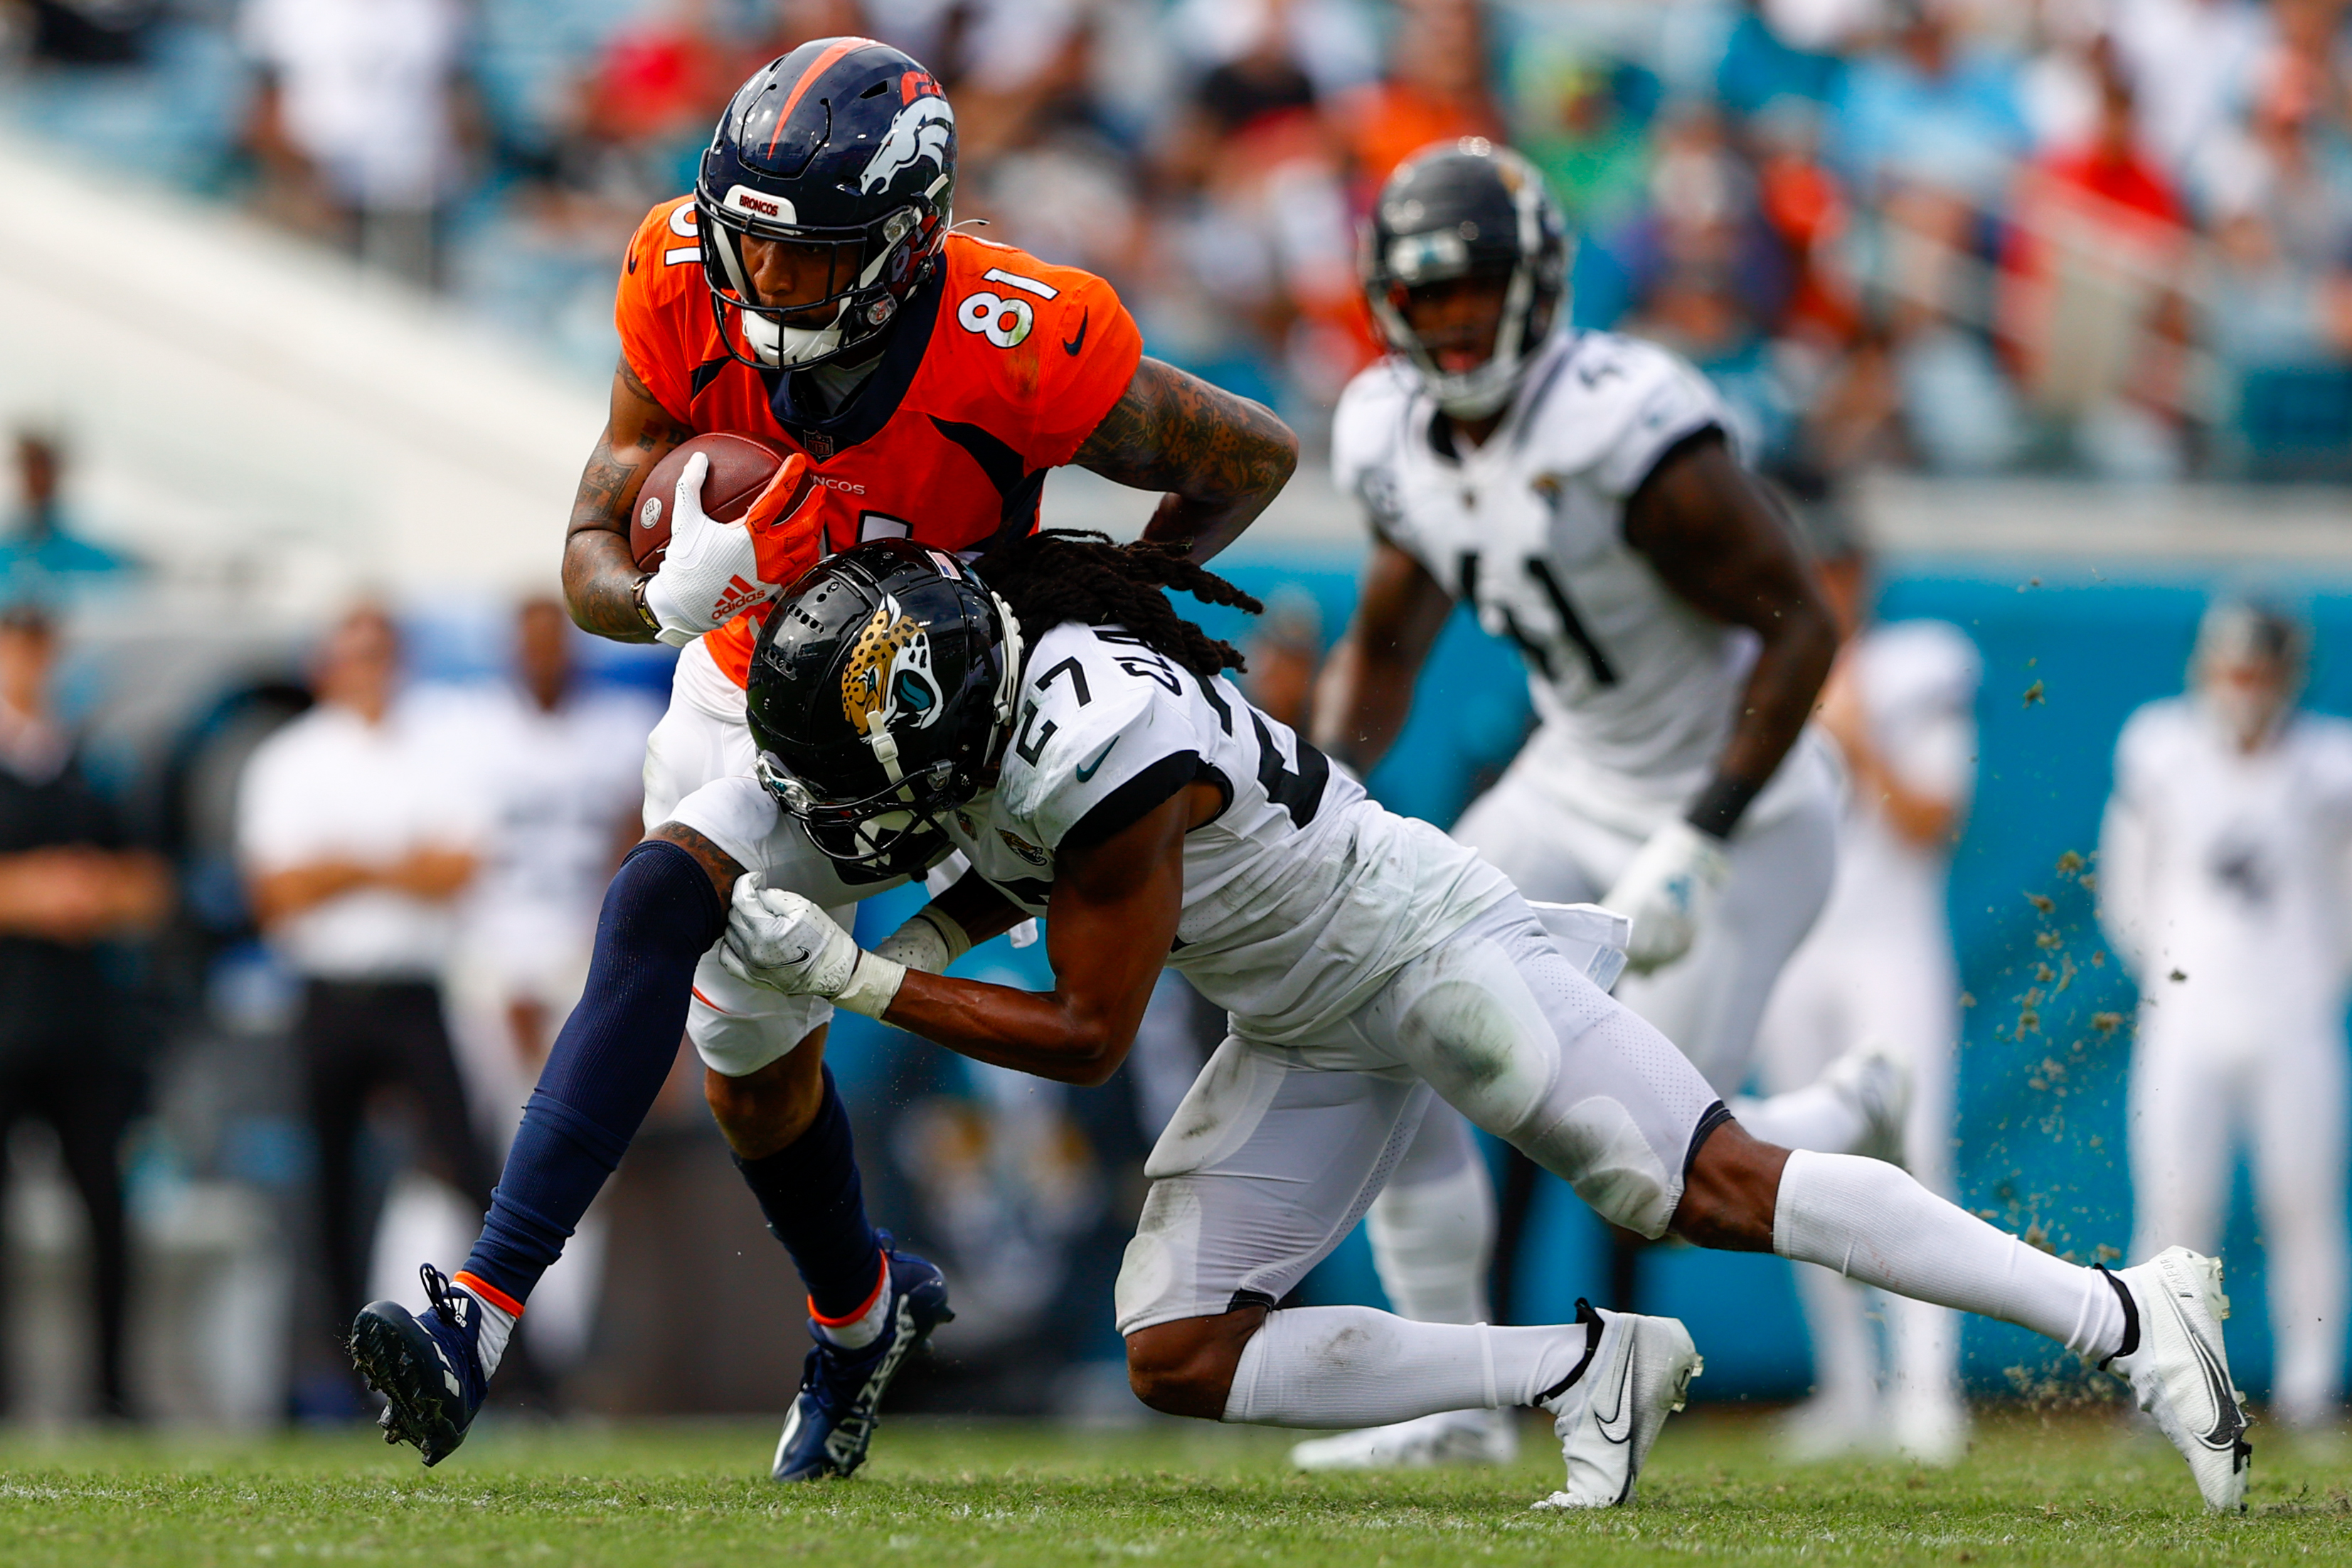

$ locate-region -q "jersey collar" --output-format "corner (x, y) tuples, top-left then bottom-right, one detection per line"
(764, 262), (947, 457)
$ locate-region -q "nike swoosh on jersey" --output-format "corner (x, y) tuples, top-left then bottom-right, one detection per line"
(1074, 737), (1119, 781)
(1063, 309), (1089, 357)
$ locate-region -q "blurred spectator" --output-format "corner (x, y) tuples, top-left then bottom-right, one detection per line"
(0, 604), (170, 1420)
(441, 599), (657, 1370)
(235, 603), (493, 1397)
(3, 430), (130, 596)
(1337, 0), (1506, 194)
(238, 0), (476, 287)
(2110, 0), (2274, 187)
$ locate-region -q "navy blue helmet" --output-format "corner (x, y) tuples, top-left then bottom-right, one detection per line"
(696, 38), (957, 372)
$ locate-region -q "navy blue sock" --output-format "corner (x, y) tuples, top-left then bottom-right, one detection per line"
(733, 1067), (885, 1323)
(459, 840), (721, 1308)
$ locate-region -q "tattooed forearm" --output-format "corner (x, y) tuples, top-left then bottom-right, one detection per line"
(1072, 357), (1297, 564)
(646, 820), (748, 905)
(564, 356), (694, 642)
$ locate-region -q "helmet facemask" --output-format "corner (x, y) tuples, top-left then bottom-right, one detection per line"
(700, 188), (944, 371)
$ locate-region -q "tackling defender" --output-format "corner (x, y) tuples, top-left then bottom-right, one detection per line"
(702, 535), (2245, 1511)
(1301, 141), (1889, 1466)
(349, 37), (1294, 1479)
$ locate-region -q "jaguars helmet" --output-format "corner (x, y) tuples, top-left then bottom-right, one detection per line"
(696, 37), (956, 371)
(1362, 139), (1570, 421)
(748, 540), (1023, 878)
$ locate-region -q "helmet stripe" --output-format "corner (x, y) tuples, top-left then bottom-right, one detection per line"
(765, 37), (876, 157)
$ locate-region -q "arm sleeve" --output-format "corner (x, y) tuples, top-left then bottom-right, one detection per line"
(1011, 678), (1198, 853)
(612, 201), (701, 426)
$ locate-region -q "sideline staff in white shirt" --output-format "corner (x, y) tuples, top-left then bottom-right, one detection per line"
(238, 602), (494, 1349)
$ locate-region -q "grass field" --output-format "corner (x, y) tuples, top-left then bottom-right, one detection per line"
(0, 1407), (2343, 1567)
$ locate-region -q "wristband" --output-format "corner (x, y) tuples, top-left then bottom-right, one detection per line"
(629, 573), (661, 636)
(832, 950), (908, 1019)
(871, 907), (973, 975)
(1684, 773), (1762, 840)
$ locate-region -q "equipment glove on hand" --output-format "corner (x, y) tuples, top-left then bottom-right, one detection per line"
(720, 877), (906, 1018)
(1600, 820), (1731, 974)
(642, 452), (809, 646)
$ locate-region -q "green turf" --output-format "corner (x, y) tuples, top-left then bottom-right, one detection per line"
(0, 1408), (2342, 1567)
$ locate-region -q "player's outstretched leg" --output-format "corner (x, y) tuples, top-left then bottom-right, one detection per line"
(1132, 1299), (1697, 1510)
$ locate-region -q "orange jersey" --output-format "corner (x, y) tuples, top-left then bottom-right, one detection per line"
(615, 198), (1145, 686)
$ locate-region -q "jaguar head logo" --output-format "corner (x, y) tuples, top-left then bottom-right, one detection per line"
(841, 593), (942, 740)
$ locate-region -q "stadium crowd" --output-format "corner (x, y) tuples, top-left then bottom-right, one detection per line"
(11, 0), (2352, 477)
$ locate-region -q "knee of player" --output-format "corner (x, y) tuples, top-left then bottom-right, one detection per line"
(1124, 1316), (1252, 1419)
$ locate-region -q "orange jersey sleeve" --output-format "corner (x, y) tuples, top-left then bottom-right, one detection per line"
(932, 238), (1144, 469)
(612, 196), (710, 425)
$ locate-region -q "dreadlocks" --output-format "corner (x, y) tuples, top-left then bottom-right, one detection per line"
(975, 530), (1262, 680)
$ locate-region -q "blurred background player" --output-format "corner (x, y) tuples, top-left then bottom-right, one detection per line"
(1754, 508), (1983, 1463)
(0, 603), (170, 1420)
(237, 602), (494, 1412)
(376, 35), (1296, 1479)
(3, 430), (132, 599)
(1304, 141), (1897, 1469)
(2098, 597), (2352, 1443)
(442, 597), (659, 1377)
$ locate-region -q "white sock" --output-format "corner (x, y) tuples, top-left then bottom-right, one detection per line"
(1367, 1159), (1495, 1324)
(1220, 1306), (1587, 1427)
(1774, 1151), (2124, 1360)
(1735, 1084), (1867, 1155)
(449, 1281), (516, 1376)
(1791, 1263), (1878, 1414)
(812, 1258), (894, 1350)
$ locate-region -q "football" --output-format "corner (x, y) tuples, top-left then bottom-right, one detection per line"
(631, 432), (792, 571)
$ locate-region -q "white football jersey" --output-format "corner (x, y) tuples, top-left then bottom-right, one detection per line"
(1331, 329), (1750, 807)
(940, 622), (1513, 1042)
(2100, 697), (2352, 1038)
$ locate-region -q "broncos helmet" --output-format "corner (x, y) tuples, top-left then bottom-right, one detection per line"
(696, 37), (956, 371)
(747, 540), (1023, 877)
(1362, 139), (1570, 421)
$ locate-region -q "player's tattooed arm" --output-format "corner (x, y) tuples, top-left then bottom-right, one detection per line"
(564, 356), (694, 643)
(1073, 358), (1298, 564)
(1622, 429), (1839, 823)
(646, 821), (748, 906)
(1311, 540), (1454, 776)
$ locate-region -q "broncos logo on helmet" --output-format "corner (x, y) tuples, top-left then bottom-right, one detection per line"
(860, 97), (954, 196)
(841, 594), (943, 742)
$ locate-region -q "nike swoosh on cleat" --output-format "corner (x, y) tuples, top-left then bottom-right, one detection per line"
(2170, 1298), (2245, 1450)
(1594, 1343), (1635, 1445)
(1063, 309), (1089, 356)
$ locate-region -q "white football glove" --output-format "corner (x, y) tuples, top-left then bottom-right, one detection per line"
(720, 878), (906, 1018)
(1600, 820), (1731, 974)
(641, 452), (776, 648)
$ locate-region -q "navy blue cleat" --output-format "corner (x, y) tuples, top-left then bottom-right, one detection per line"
(772, 1236), (954, 1481)
(350, 1265), (492, 1466)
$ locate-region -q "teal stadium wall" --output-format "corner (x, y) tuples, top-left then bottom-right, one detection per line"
(832, 551), (2352, 1405)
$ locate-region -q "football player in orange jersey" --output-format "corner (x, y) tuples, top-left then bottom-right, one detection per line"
(350, 38), (1297, 1481)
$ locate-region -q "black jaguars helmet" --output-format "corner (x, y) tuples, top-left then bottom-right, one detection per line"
(747, 539), (1023, 877)
(697, 37), (956, 372)
(1362, 139), (1570, 421)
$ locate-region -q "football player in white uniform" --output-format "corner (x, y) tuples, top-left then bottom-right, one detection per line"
(1302, 142), (1892, 1466)
(1755, 531), (1982, 1463)
(2100, 598), (2352, 1440)
(707, 533), (2250, 1513)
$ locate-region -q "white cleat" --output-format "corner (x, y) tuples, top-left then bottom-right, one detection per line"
(1774, 1391), (1882, 1463)
(1823, 1042), (1911, 1168)
(1287, 1407), (1519, 1471)
(2104, 1247), (2252, 1512)
(1887, 1392), (1971, 1468)
(1531, 1301), (1701, 1510)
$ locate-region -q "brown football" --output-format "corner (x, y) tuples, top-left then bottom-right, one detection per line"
(631, 432), (790, 571)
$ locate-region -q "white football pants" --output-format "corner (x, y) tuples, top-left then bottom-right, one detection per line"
(1363, 758), (1837, 1325)
(2127, 1017), (2348, 1426)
